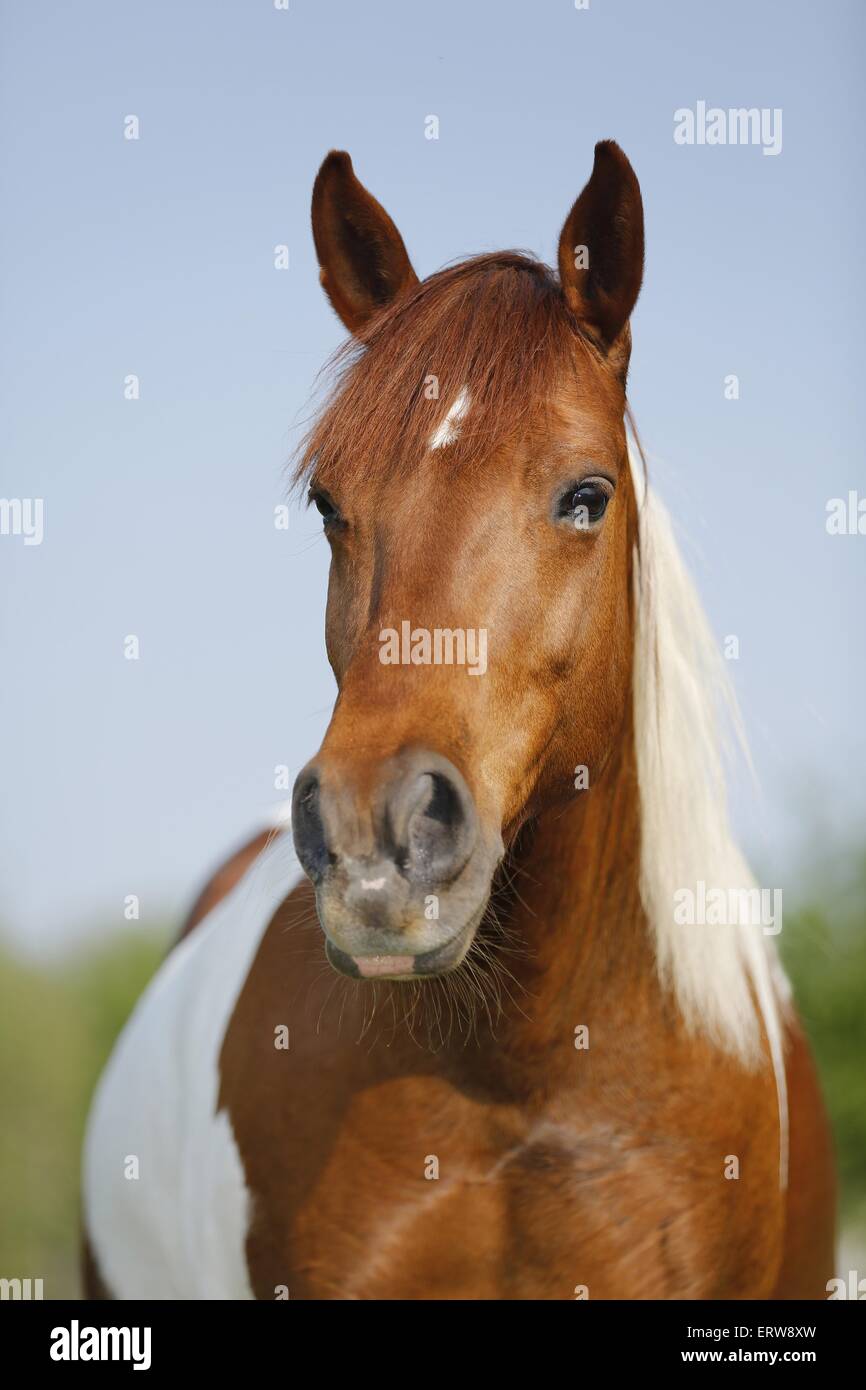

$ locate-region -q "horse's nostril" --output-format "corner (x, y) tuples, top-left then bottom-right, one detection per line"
(293, 750), (479, 892)
(291, 769), (331, 882)
(393, 758), (478, 886)
(424, 771), (463, 828)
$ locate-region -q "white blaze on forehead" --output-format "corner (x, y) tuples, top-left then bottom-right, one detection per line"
(429, 386), (471, 449)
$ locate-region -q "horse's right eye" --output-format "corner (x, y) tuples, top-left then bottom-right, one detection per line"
(310, 490), (342, 527)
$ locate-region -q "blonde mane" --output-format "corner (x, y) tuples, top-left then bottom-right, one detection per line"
(629, 451), (790, 1184)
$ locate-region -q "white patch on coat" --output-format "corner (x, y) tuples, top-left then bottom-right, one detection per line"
(82, 833), (299, 1298)
(429, 386), (470, 449)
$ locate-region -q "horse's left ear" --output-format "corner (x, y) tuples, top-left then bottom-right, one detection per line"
(557, 141), (644, 376)
(312, 150), (419, 334)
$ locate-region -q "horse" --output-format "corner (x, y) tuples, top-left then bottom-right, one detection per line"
(82, 142), (835, 1300)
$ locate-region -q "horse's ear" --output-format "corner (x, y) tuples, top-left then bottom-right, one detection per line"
(557, 141), (644, 375)
(311, 151), (419, 334)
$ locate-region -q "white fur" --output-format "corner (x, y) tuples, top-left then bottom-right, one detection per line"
(629, 449), (790, 1186)
(429, 386), (471, 449)
(82, 832), (298, 1297)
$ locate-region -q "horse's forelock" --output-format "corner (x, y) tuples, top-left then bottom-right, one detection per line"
(293, 252), (607, 493)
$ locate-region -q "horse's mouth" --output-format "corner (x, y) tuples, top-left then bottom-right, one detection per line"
(323, 908), (483, 981)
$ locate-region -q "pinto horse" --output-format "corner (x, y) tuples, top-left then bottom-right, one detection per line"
(83, 143), (835, 1300)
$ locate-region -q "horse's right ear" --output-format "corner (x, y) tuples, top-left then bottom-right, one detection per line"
(311, 151), (419, 334)
(557, 141), (644, 376)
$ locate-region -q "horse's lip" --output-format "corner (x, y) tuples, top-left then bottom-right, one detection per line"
(353, 953), (416, 980)
(324, 915), (478, 981)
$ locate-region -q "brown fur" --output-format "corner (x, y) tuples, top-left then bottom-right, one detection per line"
(81, 1233), (113, 1301)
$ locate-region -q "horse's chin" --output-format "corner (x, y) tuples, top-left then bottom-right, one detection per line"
(322, 899), (487, 982)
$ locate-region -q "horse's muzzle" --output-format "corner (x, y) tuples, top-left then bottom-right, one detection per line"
(291, 747), (498, 978)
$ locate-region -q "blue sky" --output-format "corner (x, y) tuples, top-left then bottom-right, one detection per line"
(1, 0), (864, 951)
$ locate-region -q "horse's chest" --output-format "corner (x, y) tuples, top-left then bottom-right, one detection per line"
(269, 1095), (711, 1300)
(287, 1132), (576, 1299)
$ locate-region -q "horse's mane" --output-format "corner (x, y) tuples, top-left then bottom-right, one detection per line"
(630, 453), (789, 1182)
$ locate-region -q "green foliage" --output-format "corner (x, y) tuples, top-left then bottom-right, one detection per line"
(0, 929), (166, 1298)
(780, 847), (866, 1230)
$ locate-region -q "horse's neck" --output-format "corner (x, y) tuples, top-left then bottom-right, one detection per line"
(472, 710), (659, 1087)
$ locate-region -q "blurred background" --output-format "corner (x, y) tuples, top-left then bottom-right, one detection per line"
(0, 0), (863, 1296)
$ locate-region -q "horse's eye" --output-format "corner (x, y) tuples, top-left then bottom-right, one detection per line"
(557, 479), (612, 530)
(310, 489), (341, 527)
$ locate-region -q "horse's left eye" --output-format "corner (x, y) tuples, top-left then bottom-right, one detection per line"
(557, 480), (612, 529)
